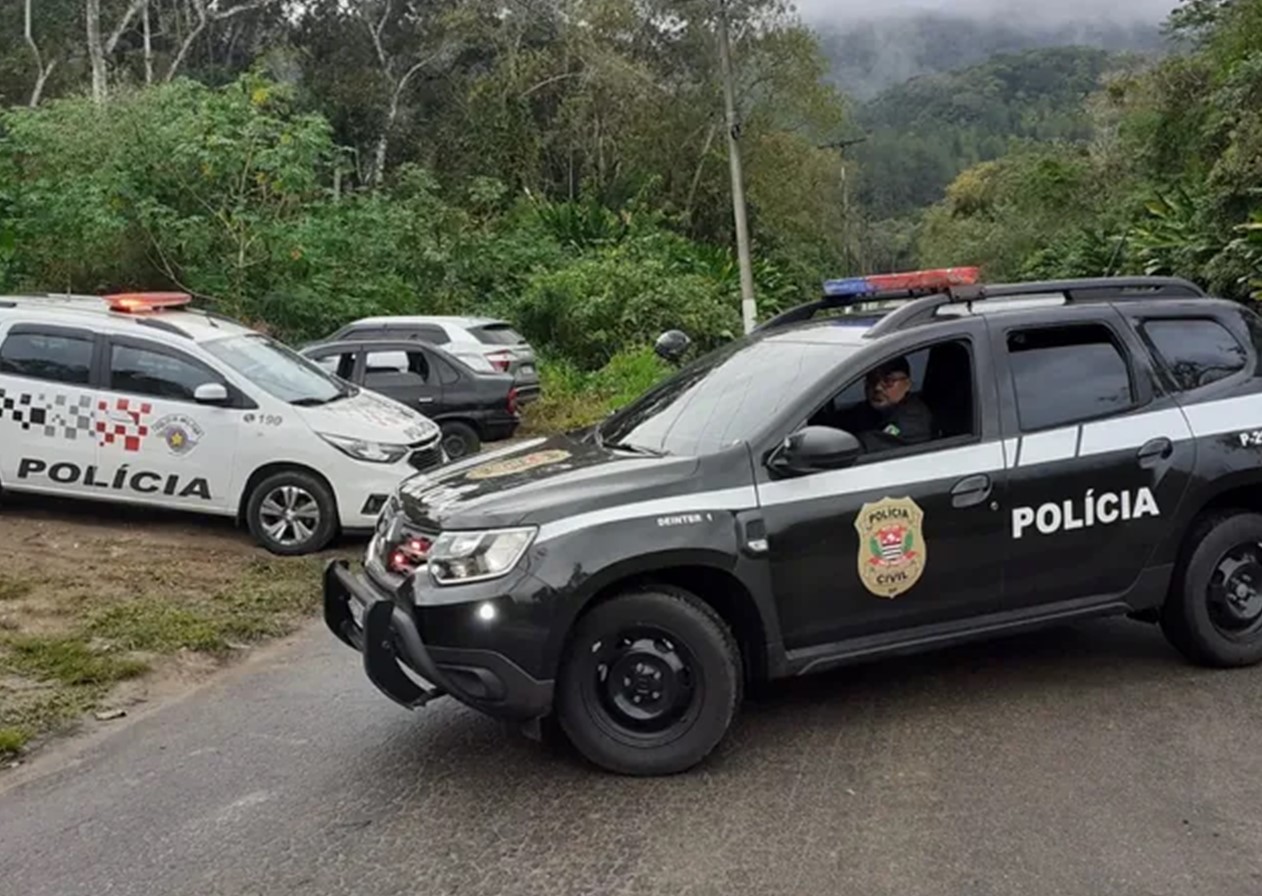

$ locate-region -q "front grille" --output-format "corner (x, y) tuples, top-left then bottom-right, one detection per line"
(408, 444), (443, 472)
(407, 433), (443, 472)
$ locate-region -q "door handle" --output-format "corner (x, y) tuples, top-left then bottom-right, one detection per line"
(950, 474), (992, 509)
(416, 397), (435, 404)
(1137, 437), (1173, 467)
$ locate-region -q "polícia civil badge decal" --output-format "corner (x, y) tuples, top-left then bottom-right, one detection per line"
(855, 496), (926, 599)
(465, 449), (572, 481)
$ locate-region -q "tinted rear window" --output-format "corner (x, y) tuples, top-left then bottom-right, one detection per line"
(0, 331), (94, 385)
(471, 323), (524, 345)
(1007, 324), (1135, 431)
(1142, 318), (1247, 391)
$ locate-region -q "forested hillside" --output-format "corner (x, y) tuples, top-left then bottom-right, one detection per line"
(0, 0), (847, 384)
(914, 0), (1262, 301)
(853, 46), (1138, 220)
(0, 0), (1258, 421)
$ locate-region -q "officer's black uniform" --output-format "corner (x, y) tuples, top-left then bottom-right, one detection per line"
(850, 394), (934, 452)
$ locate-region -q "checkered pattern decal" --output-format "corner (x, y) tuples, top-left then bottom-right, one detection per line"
(0, 388), (151, 452)
(96, 397), (152, 452)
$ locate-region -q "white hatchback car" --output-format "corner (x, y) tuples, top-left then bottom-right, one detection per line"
(0, 292), (443, 554)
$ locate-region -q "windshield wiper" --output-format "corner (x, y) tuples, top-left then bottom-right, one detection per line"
(291, 387), (354, 407)
(606, 441), (667, 457)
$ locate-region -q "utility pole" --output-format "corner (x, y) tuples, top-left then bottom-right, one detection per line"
(821, 136), (867, 274)
(716, 0), (757, 334)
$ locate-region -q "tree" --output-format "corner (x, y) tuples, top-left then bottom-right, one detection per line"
(23, 0), (59, 107)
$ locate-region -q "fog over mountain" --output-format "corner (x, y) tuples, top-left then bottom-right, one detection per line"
(800, 1), (1177, 99)
(795, 0), (1178, 27)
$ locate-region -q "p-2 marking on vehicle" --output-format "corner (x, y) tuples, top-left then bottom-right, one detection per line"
(325, 271), (1262, 775)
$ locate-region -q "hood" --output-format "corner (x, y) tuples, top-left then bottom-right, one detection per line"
(396, 433), (700, 531)
(295, 387), (438, 444)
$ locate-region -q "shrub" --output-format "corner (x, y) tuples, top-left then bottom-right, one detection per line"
(524, 346), (670, 433)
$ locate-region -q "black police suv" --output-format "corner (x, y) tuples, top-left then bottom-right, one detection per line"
(325, 272), (1262, 776)
(301, 339), (520, 459)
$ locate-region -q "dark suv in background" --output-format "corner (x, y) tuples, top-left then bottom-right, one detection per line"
(302, 339), (520, 459)
(323, 315), (541, 404)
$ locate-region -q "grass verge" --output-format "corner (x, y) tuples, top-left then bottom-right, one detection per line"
(0, 539), (335, 761)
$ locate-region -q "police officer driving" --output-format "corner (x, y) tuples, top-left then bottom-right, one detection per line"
(849, 356), (933, 451)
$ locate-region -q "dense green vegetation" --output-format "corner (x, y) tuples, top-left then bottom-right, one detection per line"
(914, 0), (1262, 299)
(0, 1), (1258, 422)
(0, 0), (843, 378)
(853, 47), (1140, 221)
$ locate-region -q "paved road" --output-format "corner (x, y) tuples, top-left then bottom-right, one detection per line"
(2, 617), (1261, 896)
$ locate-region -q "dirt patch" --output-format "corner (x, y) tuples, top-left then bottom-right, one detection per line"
(0, 494), (356, 761)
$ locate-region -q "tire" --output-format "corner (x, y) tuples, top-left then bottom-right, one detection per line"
(1161, 510), (1262, 667)
(245, 470), (338, 556)
(556, 585), (742, 776)
(440, 421), (481, 461)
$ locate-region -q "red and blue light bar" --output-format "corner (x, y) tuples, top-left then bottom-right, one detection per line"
(823, 267), (981, 299)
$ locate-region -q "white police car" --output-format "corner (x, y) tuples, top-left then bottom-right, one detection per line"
(0, 292), (442, 554)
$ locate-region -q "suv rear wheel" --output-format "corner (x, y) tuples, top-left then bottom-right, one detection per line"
(556, 585), (741, 776)
(1162, 510), (1262, 667)
(246, 470), (337, 556)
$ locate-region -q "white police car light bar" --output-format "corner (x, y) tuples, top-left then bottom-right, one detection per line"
(822, 267), (981, 299)
(103, 291), (192, 313)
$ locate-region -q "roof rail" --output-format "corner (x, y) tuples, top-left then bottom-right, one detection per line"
(862, 275), (1205, 339)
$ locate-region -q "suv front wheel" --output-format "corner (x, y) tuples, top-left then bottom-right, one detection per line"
(1162, 510), (1262, 667)
(556, 585), (742, 776)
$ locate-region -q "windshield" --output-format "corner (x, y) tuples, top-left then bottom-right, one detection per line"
(203, 334), (351, 405)
(597, 337), (855, 456)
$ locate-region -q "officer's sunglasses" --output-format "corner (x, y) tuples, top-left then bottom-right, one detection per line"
(867, 372), (909, 389)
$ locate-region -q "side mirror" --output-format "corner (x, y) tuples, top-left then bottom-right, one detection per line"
(654, 329), (691, 364)
(193, 382), (229, 405)
(770, 426), (862, 475)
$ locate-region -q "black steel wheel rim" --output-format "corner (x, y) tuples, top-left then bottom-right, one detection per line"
(443, 431), (470, 459)
(1207, 542), (1262, 640)
(585, 625), (702, 737)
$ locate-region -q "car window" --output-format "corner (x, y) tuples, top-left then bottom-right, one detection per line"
(1007, 324), (1134, 431)
(311, 351), (356, 380)
(1237, 308), (1262, 374)
(471, 323), (524, 345)
(433, 354), (461, 385)
(809, 339), (975, 456)
(0, 331), (94, 385)
(203, 334), (348, 406)
(408, 325), (450, 345)
(345, 327), (389, 341)
(110, 344), (218, 401)
(1142, 318), (1247, 391)
(597, 338), (859, 456)
(364, 349), (430, 388)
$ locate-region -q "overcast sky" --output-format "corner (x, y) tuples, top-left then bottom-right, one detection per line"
(793, 0), (1179, 26)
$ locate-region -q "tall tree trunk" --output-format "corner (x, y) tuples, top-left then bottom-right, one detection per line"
(24, 0), (57, 107)
(106, 0), (149, 55)
(86, 0), (107, 103)
(166, 1), (273, 82)
(167, 0), (208, 81)
(142, 2), (153, 84)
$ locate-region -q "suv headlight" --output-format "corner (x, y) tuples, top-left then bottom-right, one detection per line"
(428, 527), (536, 585)
(319, 432), (409, 464)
